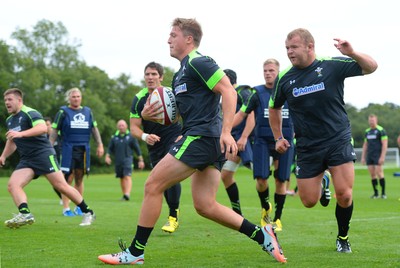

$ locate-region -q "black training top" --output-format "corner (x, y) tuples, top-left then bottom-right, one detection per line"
(269, 57), (362, 149)
(172, 49), (225, 137)
(6, 105), (55, 159)
(364, 125), (388, 157)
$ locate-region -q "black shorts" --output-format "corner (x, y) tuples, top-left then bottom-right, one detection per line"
(168, 135), (225, 171)
(296, 140), (356, 179)
(70, 146), (85, 170)
(366, 153), (380, 165)
(149, 136), (177, 167)
(16, 154), (60, 178)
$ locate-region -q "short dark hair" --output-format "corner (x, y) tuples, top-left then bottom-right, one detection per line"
(224, 69), (237, 85)
(144, 61), (164, 77)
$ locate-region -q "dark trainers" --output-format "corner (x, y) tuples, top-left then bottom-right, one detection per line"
(336, 236), (352, 253)
(320, 171), (331, 207)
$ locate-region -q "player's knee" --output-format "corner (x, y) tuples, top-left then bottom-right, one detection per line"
(222, 160), (239, 172)
(335, 190), (352, 207)
(193, 203), (209, 218)
(302, 199), (318, 208)
(299, 194), (319, 208)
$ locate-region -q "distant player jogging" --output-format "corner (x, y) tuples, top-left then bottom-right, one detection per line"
(1, 88), (96, 228)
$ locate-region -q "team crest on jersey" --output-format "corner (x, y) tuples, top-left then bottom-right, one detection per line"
(315, 67), (323, 77)
(70, 113), (89, 129)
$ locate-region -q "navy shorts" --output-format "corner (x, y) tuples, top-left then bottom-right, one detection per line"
(115, 163), (133, 178)
(168, 135), (225, 171)
(253, 137), (294, 181)
(238, 139), (253, 167)
(296, 140), (356, 179)
(16, 154), (60, 178)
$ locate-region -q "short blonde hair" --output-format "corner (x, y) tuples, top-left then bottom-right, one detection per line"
(263, 58), (280, 69)
(65, 87), (81, 103)
(287, 28), (315, 46)
(172, 18), (203, 47)
(4, 88), (23, 99)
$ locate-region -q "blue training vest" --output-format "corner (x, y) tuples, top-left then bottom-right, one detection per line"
(59, 106), (92, 173)
(253, 85), (294, 140)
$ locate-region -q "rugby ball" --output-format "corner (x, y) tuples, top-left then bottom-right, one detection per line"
(149, 87), (178, 125)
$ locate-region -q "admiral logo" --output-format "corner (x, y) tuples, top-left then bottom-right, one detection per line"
(292, 82), (325, 97)
(175, 83), (187, 95)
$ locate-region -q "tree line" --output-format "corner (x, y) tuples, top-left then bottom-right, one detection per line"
(0, 20), (399, 173)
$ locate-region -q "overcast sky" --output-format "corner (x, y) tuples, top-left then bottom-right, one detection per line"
(1, 0), (398, 109)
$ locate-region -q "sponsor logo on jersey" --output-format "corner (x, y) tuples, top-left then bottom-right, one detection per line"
(175, 83), (187, 95)
(292, 82), (325, 97)
(70, 113), (89, 129)
(263, 108), (290, 119)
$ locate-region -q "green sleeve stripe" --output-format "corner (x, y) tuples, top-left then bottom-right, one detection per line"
(52, 109), (65, 128)
(32, 119), (45, 127)
(131, 88), (149, 118)
(188, 50), (224, 90)
(206, 69), (225, 90)
(130, 112), (140, 119)
(269, 67), (291, 108)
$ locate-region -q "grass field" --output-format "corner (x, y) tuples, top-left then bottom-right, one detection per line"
(1, 167), (399, 267)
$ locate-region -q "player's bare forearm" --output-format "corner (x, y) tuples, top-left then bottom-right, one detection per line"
(92, 127), (103, 145)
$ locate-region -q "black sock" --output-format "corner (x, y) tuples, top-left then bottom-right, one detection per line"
(335, 201), (353, 238)
(77, 200), (93, 214)
(273, 193), (286, 221)
(18, 203), (30, 214)
(257, 188), (270, 210)
(53, 187), (62, 199)
(371, 179), (378, 195)
(238, 219), (264, 244)
(379, 178), (385, 195)
(129, 226), (154, 256)
(165, 183), (181, 218)
(226, 182), (241, 215)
